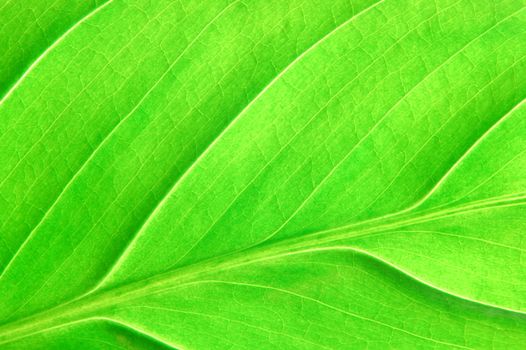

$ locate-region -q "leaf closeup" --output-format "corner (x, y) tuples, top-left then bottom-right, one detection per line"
(0, 0), (525, 348)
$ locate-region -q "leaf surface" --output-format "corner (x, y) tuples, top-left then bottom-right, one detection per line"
(0, 0), (525, 348)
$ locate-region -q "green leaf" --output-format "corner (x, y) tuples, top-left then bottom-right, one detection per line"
(0, 0), (525, 348)
(0, 0), (110, 99)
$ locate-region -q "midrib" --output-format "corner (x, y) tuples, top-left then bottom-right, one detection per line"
(0, 194), (524, 345)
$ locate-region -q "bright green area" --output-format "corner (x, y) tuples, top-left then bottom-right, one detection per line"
(0, 0), (525, 348)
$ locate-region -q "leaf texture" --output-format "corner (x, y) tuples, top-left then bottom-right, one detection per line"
(0, 0), (525, 348)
